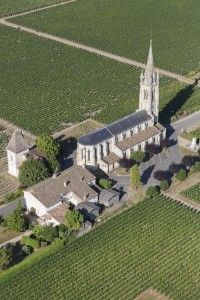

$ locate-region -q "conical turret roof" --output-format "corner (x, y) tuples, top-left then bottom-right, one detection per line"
(7, 129), (29, 153)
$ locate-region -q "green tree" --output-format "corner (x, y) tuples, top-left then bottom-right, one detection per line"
(40, 225), (58, 243)
(131, 150), (145, 164)
(19, 158), (49, 188)
(65, 209), (83, 232)
(160, 180), (169, 191)
(176, 168), (187, 182)
(36, 134), (60, 158)
(99, 178), (112, 189)
(6, 211), (28, 232)
(36, 135), (61, 172)
(146, 186), (159, 198)
(0, 245), (13, 270)
(32, 225), (44, 239)
(16, 199), (22, 214)
(130, 165), (141, 189)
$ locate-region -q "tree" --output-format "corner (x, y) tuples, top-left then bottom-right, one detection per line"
(99, 178), (112, 189)
(146, 186), (159, 198)
(36, 134), (60, 158)
(6, 211), (28, 232)
(153, 170), (167, 181)
(0, 245), (13, 270)
(182, 155), (196, 169)
(169, 162), (180, 176)
(19, 158), (49, 188)
(15, 199), (22, 214)
(160, 138), (170, 149)
(130, 165), (141, 189)
(36, 134), (61, 172)
(160, 180), (169, 191)
(193, 161), (200, 172)
(65, 209), (83, 232)
(176, 168), (187, 181)
(145, 143), (157, 157)
(131, 150), (145, 164)
(40, 225), (58, 243)
(119, 158), (133, 170)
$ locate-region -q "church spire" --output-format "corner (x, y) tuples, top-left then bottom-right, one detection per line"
(145, 39), (154, 74)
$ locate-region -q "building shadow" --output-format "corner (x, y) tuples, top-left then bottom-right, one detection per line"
(160, 84), (195, 124)
(141, 165), (155, 185)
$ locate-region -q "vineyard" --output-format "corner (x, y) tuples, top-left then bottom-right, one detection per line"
(0, 126), (10, 159)
(1, 26), (200, 135)
(181, 182), (200, 204)
(0, 196), (200, 299)
(0, 0), (67, 17)
(11, 0), (200, 75)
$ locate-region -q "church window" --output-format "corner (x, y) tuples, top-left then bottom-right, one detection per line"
(122, 132), (126, 140)
(144, 90), (148, 100)
(138, 144), (141, 150)
(106, 142), (110, 155)
(88, 150), (90, 161)
(145, 122), (148, 129)
(115, 135), (118, 143)
(81, 149), (83, 160)
(152, 137), (155, 144)
(130, 130), (133, 136)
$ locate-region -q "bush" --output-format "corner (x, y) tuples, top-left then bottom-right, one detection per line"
(99, 178), (112, 189)
(0, 218), (7, 228)
(40, 225), (58, 243)
(6, 212), (28, 232)
(176, 168), (187, 182)
(146, 186), (159, 198)
(153, 170), (167, 181)
(0, 245), (13, 270)
(131, 150), (145, 163)
(22, 245), (33, 256)
(193, 161), (200, 172)
(3, 188), (23, 204)
(160, 180), (169, 191)
(22, 236), (40, 249)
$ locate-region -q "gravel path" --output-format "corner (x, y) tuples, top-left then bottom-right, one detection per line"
(0, 230), (32, 248)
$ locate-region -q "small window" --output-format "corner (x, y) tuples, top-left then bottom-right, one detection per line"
(88, 150), (90, 161)
(81, 149), (83, 160)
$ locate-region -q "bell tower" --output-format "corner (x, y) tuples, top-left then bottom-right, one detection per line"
(139, 40), (159, 122)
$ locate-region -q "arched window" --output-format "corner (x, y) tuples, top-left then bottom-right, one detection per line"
(88, 149), (90, 161)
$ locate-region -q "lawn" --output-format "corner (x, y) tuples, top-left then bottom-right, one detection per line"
(0, 0), (68, 17)
(0, 228), (20, 245)
(0, 196), (200, 299)
(1, 26), (200, 135)
(11, 0), (200, 75)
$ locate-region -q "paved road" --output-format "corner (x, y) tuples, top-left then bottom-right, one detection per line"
(0, 198), (26, 217)
(142, 110), (200, 188)
(0, 19), (196, 86)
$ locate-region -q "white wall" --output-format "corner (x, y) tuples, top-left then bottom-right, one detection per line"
(7, 149), (29, 178)
(24, 191), (47, 217)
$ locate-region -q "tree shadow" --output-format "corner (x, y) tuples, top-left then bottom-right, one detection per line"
(141, 165), (155, 185)
(160, 84), (195, 124)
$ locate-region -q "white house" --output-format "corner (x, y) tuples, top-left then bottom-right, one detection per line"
(24, 165), (99, 225)
(77, 41), (166, 173)
(6, 130), (30, 177)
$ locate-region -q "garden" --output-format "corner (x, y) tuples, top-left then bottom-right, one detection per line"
(0, 196), (200, 299)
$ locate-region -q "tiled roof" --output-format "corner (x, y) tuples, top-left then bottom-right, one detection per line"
(48, 203), (69, 224)
(78, 110), (151, 146)
(102, 152), (120, 165)
(99, 189), (120, 206)
(7, 130), (29, 153)
(155, 122), (166, 131)
(116, 126), (160, 151)
(26, 166), (97, 208)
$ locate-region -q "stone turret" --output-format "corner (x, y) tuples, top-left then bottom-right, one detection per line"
(139, 40), (159, 123)
(7, 129), (30, 177)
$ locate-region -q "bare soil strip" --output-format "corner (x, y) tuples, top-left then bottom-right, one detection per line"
(135, 287), (170, 300)
(0, 18), (195, 86)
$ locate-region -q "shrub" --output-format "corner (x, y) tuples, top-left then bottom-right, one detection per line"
(0, 218), (7, 228)
(160, 180), (169, 191)
(99, 178), (112, 189)
(22, 236), (40, 249)
(3, 188), (23, 204)
(193, 161), (200, 172)
(182, 155), (196, 169)
(131, 150), (145, 163)
(22, 245), (33, 256)
(40, 225), (58, 243)
(0, 244), (13, 270)
(169, 162), (180, 175)
(176, 168), (187, 181)
(146, 186), (159, 198)
(153, 170), (167, 181)
(6, 212), (28, 232)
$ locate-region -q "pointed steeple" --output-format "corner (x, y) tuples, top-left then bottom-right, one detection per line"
(145, 40), (154, 74)
(7, 129), (29, 153)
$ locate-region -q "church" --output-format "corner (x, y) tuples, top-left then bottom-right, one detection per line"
(77, 41), (166, 173)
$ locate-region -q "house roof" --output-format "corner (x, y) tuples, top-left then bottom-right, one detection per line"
(116, 126), (160, 151)
(26, 148), (47, 160)
(48, 203), (69, 224)
(26, 166), (97, 208)
(102, 152), (120, 165)
(76, 202), (100, 215)
(7, 130), (29, 153)
(99, 189), (120, 205)
(78, 110), (151, 146)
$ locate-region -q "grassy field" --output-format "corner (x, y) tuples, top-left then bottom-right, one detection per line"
(1, 25), (200, 135)
(0, 196), (200, 299)
(181, 182), (200, 204)
(0, 0), (68, 17)
(11, 0), (200, 75)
